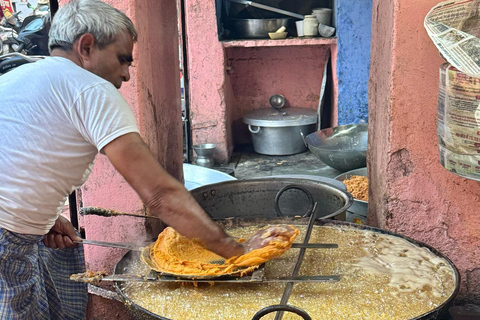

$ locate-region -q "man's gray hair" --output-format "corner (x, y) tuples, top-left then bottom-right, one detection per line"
(48, 0), (137, 52)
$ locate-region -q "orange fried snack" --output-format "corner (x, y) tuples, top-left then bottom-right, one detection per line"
(343, 175), (369, 201)
(144, 225), (298, 277)
(226, 225), (299, 267)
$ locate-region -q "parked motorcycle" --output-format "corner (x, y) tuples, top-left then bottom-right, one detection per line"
(16, 11), (51, 55)
(0, 3), (50, 56)
(0, 8), (22, 32)
(28, 1), (50, 17)
(0, 26), (21, 55)
(0, 52), (43, 75)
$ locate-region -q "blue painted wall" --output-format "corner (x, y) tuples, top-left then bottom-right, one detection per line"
(335, 0), (372, 125)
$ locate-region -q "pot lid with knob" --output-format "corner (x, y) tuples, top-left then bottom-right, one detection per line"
(243, 106), (318, 127)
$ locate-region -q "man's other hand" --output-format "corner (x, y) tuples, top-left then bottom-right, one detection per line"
(243, 225), (297, 253)
(43, 215), (82, 249)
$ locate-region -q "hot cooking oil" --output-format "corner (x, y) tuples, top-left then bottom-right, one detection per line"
(122, 225), (456, 320)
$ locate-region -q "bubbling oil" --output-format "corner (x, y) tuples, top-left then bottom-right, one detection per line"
(122, 225), (456, 320)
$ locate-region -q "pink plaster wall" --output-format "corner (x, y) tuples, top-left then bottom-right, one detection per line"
(55, 0), (183, 318)
(369, 0), (480, 303)
(134, 0), (183, 179)
(330, 44), (339, 126)
(184, 0), (231, 162)
(227, 45), (331, 144)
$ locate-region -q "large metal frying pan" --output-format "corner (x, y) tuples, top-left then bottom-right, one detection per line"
(113, 218), (460, 320)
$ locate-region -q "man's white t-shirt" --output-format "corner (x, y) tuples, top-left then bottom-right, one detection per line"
(0, 57), (139, 235)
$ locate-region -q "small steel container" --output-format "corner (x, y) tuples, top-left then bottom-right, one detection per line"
(243, 107), (318, 155)
(335, 167), (368, 224)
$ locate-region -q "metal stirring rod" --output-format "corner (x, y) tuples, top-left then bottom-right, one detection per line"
(275, 202), (319, 320)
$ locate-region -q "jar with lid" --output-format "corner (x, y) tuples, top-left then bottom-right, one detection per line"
(303, 15), (318, 37)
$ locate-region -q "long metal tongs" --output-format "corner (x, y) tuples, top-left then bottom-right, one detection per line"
(82, 273), (339, 283)
(73, 239), (151, 251)
(273, 196), (340, 320)
(71, 239), (339, 283)
(74, 239), (337, 251)
(226, 0), (304, 19)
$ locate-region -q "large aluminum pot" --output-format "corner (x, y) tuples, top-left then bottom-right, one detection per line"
(229, 18), (292, 39)
(243, 107), (318, 155)
(249, 123), (316, 155)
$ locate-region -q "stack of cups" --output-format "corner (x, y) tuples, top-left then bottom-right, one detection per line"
(312, 8), (332, 26)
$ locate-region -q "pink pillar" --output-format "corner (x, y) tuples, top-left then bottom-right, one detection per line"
(54, 0), (183, 318)
(369, 0), (480, 302)
(77, 0), (182, 270)
(184, 0), (232, 161)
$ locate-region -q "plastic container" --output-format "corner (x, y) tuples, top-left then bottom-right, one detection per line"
(318, 24), (335, 37)
(295, 20), (304, 37)
(303, 15), (318, 37)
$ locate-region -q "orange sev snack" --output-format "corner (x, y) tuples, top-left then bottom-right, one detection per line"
(343, 175), (368, 201)
(144, 226), (299, 277)
(226, 226), (299, 267)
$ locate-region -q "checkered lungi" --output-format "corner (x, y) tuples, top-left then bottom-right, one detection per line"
(0, 228), (88, 320)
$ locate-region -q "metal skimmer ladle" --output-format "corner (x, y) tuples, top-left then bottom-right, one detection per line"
(226, 0), (304, 19)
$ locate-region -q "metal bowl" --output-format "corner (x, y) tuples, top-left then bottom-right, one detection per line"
(229, 18), (292, 39)
(305, 123), (368, 172)
(183, 163), (236, 191)
(335, 167), (368, 222)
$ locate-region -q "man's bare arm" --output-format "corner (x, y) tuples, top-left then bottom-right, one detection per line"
(103, 132), (244, 258)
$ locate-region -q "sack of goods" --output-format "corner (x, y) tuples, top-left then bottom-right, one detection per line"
(424, 0), (480, 181)
(437, 64), (480, 181)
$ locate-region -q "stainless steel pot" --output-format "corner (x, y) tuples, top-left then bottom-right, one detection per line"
(243, 107), (318, 155)
(229, 18), (292, 39)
